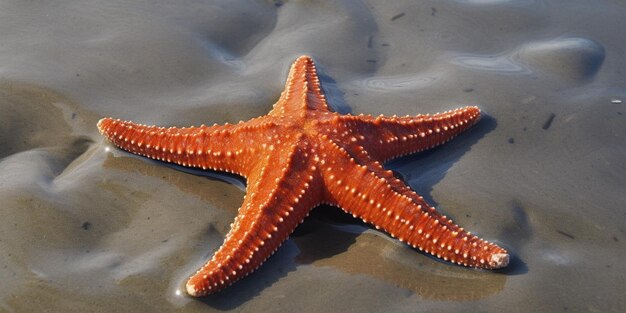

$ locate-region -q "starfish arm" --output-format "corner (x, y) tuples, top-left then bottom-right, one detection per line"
(185, 140), (321, 296)
(269, 55), (331, 116)
(337, 106), (481, 162)
(97, 117), (275, 177)
(321, 141), (508, 269)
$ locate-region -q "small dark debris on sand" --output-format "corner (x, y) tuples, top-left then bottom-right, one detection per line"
(542, 113), (556, 130)
(556, 230), (575, 239)
(391, 12), (405, 21)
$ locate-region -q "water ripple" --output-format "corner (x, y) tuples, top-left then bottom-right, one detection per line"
(452, 54), (530, 74)
(354, 73), (439, 92)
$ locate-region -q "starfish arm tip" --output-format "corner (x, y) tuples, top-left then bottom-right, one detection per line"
(96, 117), (109, 131)
(490, 252), (510, 269)
(297, 54), (313, 61)
(185, 281), (200, 297)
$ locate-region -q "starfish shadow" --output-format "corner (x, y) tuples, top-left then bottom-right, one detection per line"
(496, 200), (531, 275)
(386, 114), (497, 208)
(386, 115), (527, 275)
(317, 68), (352, 115)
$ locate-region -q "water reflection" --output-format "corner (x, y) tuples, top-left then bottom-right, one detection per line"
(354, 73), (439, 92)
(453, 54), (529, 74)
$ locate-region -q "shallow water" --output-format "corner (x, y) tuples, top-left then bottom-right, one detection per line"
(1, 1), (625, 312)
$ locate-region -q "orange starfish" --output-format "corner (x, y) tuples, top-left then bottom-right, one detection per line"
(98, 55), (509, 297)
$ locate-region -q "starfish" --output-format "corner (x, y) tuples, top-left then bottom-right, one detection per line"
(97, 55), (509, 297)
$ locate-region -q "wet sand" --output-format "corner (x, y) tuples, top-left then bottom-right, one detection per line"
(1, 1), (625, 312)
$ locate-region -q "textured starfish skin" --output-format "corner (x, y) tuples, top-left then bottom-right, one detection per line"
(97, 55), (509, 297)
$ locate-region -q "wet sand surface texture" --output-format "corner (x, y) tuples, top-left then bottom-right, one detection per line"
(1, 1), (625, 312)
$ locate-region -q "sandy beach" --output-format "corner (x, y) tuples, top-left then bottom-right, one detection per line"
(1, 1), (624, 312)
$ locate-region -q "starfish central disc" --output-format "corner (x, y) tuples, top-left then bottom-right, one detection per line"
(97, 55), (509, 297)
